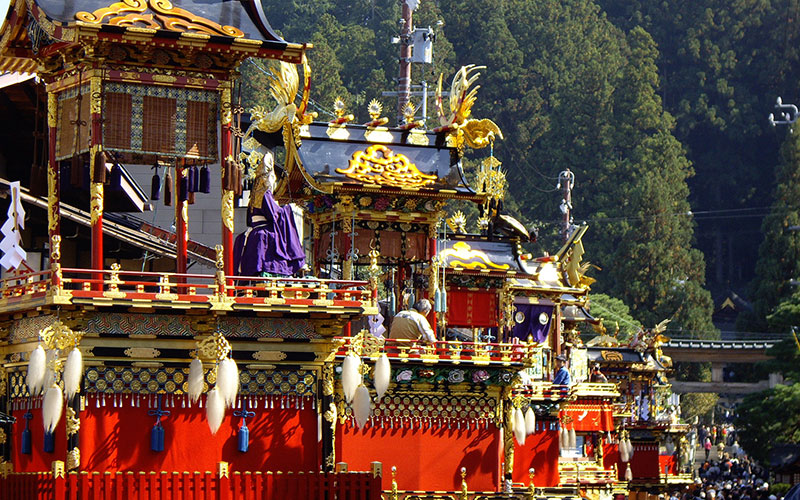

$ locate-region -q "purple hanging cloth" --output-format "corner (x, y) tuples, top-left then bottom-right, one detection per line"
(233, 191), (306, 277)
(510, 304), (554, 343)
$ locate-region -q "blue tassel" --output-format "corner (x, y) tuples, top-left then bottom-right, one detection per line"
(388, 291), (397, 317)
(238, 425), (250, 453)
(440, 288), (447, 313)
(199, 166), (211, 193)
(43, 431), (54, 453)
(21, 428), (31, 454)
(434, 287), (442, 313)
(151, 424), (164, 452)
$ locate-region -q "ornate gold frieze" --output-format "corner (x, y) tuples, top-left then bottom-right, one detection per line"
(336, 144), (437, 189)
(439, 241), (510, 271)
(0, 428), (5, 445)
(252, 351), (287, 362)
(221, 189), (235, 232)
(124, 347), (161, 359)
(66, 407), (80, 437)
(66, 448), (80, 471)
(220, 87), (232, 126)
(76, 0), (245, 38)
(90, 182), (104, 225)
(47, 92), (57, 128)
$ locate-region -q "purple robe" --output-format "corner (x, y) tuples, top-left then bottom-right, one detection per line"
(510, 304), (554, 343)
(233, 192), (305, 277)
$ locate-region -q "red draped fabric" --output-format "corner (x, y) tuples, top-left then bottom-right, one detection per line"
(628, 442), (660, 479)
(337, 422), (501, 491)
(512, 427), (560, 486)
(559, 403), (615, 432)
(446, 289), (498, 327)
(659, 454), (678, 475)
(12, 401), (318, 472)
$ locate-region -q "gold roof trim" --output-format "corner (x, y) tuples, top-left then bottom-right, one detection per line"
(76, 0), (245, 38)
(336, 144), (437, 189)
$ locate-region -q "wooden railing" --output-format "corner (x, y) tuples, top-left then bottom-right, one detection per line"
(337, 337), (544, 367)
(559, 462), (618, 485)
(0, 468), (382, 500)
(0, 267), (375, 312)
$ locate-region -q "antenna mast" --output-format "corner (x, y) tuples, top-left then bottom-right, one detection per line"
(557, 168), (575, 244)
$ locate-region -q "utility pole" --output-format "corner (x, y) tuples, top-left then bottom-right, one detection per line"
(557, 169), (575, 244)
(397, 0), (413, 122)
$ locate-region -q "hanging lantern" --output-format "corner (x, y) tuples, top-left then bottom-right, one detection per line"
(199, 165), (211, 193)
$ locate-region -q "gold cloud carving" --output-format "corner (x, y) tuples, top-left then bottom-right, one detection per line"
(439, 241), (509, 271)
(336, 144), (437, 189)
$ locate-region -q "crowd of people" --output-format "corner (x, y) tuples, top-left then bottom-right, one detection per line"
(663, 425), (790, 500)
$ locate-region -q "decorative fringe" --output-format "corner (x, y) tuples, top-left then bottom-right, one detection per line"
(206, 388), (225, 434)
(341, 354), (361, 403)
(560, 427), (568, 450)
(620, 440), (630, 463)
(92, 150), (107, 184)
(625, 463), (633, 481)
(63, 348), (83, 401)
(42, 385), (63, 433)
(199, 166), (211, 194)
(164, 171), (173, 206)
(352, 385), (372, 429)
(524, 407), (536, 436)
(568, 427), (577, 449)
(626, 438), (635, 460)
(151, 172), (161, 201)
(26, 345), (46, 396)
(188, 358), (204, 403)
(374, 354), (390, 399)
(513, 408), (526, 445)
(217, 358), (239, 408)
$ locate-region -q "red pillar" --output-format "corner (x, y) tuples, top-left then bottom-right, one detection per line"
(176, 161), (188, 275)
(220, 86), (234, 276)
(90, 74), (104, 273)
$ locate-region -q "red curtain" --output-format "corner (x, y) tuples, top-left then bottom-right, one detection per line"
(513, 428), (559, 486)
(628, 443), (660, 479)
(338, 422), (501, 491)
(13, 401), (318, 473)
(659, 454), (677, 476)
(560, 403), (615, 432)
(446, 289), (498, 327)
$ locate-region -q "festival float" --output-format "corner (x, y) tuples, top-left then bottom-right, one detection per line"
(0, 0), (685, 499)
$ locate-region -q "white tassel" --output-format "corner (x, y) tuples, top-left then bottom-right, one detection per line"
(568, 427), (577, 449)
(63, 348), (83, 401)
(188, 358), (204, 403)
(560, 427), (568, 450)
(42, 385), (63, 432)
(216, 358), (239, 408)
(620, 440), (630, 463)
(342, 355), (361, 403)
(352, 385), (372, 429)
(26, 345), (46, 396)
(625, 463), (633, 481)
(513, 408), (526, 445)
(627, 438), (635, 459)
(525, 407), (536, 436)
(374, 354), (390, 399)
(206, 387), (225, 434)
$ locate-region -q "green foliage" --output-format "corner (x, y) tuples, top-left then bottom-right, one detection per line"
(735, 383), (800, 463)
(582, 293), (642, 341)
(680, 393), (718, 425)
(742, 131), (800, 333)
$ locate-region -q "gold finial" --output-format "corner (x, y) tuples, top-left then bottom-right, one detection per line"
(368, 99), (383, 120)
(334, 97), (346, 118)
(446, 211), (467, 234)
(403, 101), (416, 123)
(391, 466), (398, 500)
(460, 467), (468, 499)
(528, 468), (536, 498)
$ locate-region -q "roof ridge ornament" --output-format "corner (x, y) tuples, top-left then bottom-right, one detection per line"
(434, 65), (503, 152)
(76, 0), (245, 38)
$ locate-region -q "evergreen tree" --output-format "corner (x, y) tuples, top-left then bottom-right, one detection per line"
(741, 131), (800, 333)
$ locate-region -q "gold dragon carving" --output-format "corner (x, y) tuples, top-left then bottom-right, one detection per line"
(435, 65), (503, 151)
(336, 144), (437, 189)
